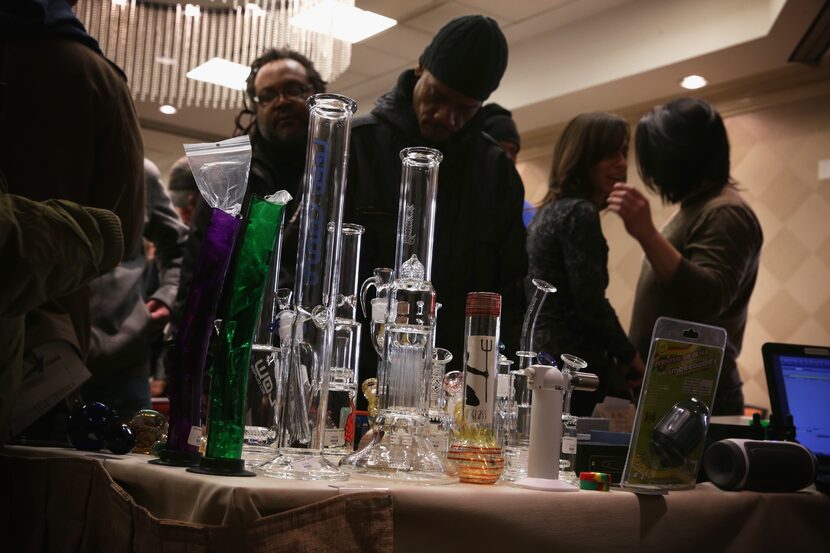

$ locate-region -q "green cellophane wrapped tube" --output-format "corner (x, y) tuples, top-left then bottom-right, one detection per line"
(204, 194), (287, 461)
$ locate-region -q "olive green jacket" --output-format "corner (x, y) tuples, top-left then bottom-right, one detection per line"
(0, 186), (124, 441)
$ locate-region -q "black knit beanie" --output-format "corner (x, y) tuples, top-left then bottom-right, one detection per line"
(418, 15), (508, 101)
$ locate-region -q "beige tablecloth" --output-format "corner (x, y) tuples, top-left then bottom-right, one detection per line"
(4, 445), (829, 553)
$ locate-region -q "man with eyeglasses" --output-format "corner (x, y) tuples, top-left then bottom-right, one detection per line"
(345, 15), (528, 375)
(176, 49), (326, 317)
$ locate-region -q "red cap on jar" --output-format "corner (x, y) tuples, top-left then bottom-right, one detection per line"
(465, 292), (501, 317)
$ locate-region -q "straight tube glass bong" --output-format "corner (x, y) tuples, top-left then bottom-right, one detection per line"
(341, 147), (457, 483)
(241, 281), (293, 465)
(323, 223), (364, 454)
(258, 94), (356, 480)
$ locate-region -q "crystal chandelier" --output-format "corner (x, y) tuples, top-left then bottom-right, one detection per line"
(75, 0), (352, 109)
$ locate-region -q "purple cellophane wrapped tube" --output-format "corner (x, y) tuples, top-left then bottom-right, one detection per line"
(166, 208), (240, 453)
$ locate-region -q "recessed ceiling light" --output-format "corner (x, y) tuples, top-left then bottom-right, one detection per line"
(680, 74), (708, 90)
(186, 57), (250, 90)
(290, 0), (396, 44)
(155, 56), (177, 66)
(159, 104), (177, 115)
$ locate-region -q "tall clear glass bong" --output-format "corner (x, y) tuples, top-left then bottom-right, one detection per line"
(340, 147), (457, 483)
(258, 93), (356, 480)
(322, 223), (364, 455)
(502, 278), (557, 481)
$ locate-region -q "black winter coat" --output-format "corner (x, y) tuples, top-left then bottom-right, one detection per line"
(345, 70), (528, 377)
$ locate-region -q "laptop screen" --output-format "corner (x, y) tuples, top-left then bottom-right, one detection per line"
(763, 343), (830, 459)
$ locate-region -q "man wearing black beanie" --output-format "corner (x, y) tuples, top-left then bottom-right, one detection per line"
(345, 15), (527, 382)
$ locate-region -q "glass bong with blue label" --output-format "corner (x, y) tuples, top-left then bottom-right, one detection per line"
(257, 93), (357, 480)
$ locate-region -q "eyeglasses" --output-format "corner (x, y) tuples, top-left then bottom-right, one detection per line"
(253, 83), (311, 105)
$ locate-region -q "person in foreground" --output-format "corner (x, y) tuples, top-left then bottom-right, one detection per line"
(1, 0), (145, 440)
(345, 15), (527, 374)
(608, 97), (763, 415)
(0, 185), (124, 443)
(527, 112), (645, 416)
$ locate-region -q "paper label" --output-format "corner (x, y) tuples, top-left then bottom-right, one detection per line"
(11, 340), (92, 435)
(427, 423), (448, 453)
(291, 457), (322, 471)
(464, 334), (498, 425)
(323, 428), (343, 448)
(561, 436), (577, 454)
(187, 426), (203, 447)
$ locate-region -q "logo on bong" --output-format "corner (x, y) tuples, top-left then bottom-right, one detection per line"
(304, 138), (330, 287)
(403, 204), (416, 245)
(252, 352), (277, 404)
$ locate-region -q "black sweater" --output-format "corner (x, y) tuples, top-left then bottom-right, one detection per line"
(527, 198), (636, 366)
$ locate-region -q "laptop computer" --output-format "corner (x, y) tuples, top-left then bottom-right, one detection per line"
(762, 342), (830, 492)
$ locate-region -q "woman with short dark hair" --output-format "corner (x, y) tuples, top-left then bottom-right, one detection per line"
(528, 112), (645, 416)
(608, 98), (763, 415)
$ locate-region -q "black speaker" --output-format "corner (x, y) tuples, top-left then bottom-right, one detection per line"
(703, 439), (816, 492)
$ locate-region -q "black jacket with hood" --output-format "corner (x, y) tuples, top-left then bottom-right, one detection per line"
(345, 70), (528, 375)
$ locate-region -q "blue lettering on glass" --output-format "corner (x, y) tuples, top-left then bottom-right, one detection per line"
(305, 138), (329, 287)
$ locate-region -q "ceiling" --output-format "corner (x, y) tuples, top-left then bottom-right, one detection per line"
(136, 0), (829, 141)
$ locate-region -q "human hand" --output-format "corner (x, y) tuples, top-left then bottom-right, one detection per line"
(146, 299), (171, 329)
(607, 183), (657, 243)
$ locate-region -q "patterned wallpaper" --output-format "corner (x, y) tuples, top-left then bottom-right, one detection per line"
(517, 92), (830, 411)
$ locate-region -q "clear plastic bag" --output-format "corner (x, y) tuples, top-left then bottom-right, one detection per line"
(184, 135), (251, 216)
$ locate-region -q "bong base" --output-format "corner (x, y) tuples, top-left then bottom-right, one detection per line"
(188, 456), (256, 477)
(339, 411), (458, 485)
(256, 448), (347, 481)
(150, 448), (201, 467)
(512, 477), (578, 492)
(241, 444), (278, 467)
(345, 467), (459, 485)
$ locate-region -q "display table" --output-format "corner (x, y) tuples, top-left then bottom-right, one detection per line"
(3, 445), (829, 552)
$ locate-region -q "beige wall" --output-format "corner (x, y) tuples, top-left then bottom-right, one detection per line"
(517, 90), (830, 412)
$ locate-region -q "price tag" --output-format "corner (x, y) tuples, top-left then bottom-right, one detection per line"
(291, 457), (322, 471)
(427, 425), (448, 453)
(561, 436), (577, 454)
(323, 428), (343, 448)
(187, 426), (203, 447)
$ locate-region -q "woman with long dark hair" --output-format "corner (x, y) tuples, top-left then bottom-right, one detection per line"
(528, 112), (645, 416)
